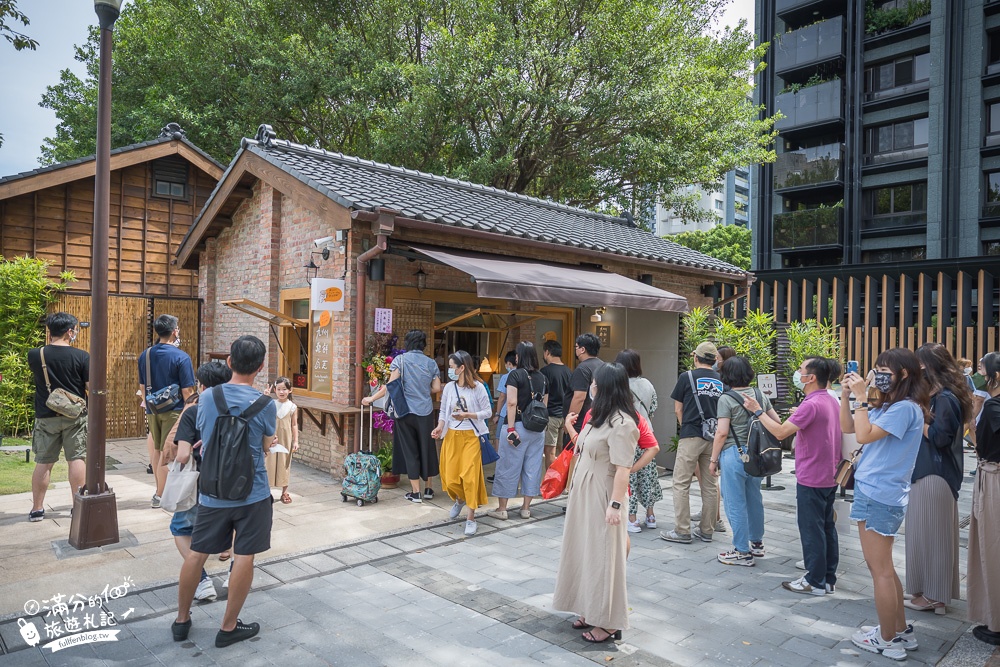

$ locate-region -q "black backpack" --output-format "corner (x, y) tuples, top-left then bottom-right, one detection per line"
(200, 386), (273, 501)
(726, 389), (782, 478)
(515, 370), (550, 432)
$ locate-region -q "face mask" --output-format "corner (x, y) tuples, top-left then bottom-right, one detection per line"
(588, 385), (596, 401)
(447, 369), (459, 381)
(873, 371), (894, 393)
(69, 331), (77, 344)
(793, 370), (807, 391)
(964, 368), (972, 376)
(712, 362), (719, 372)
(171, 337), (181, 348)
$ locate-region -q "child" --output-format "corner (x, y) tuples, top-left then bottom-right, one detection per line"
(265, 377), (299, 504)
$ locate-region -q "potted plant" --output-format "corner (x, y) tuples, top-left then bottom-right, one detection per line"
(375, 443), (399, 488)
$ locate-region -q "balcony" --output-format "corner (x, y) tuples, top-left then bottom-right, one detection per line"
(862, 212), (927, 231)
(863, 146), (928, 167)
(774, 80), (843, 134)
(777, 0), (847, 23)
(774, 143), (844, 192)
(775, 17), (845, 77)
(983, 201), (1000, 219)
(773, 208), (843, 252)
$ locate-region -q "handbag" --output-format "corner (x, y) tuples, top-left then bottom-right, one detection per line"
(144, 346), (180, 414)
(726, 389), (783, 477)
(540, 446), (574, 499)
(452, 384), (498, 464)
(160, 460), (199, 512)
(688, 371), (717, 441)
(385, 355), (411, 419)
(835, 445), (863, 488)
(39, 348), (86, 419)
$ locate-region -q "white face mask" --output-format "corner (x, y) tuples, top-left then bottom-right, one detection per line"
(69, 331), (77, 344)
(964, 367), (972, 376)
(170, 337), (181, 348)
(793, 370), (812, 391)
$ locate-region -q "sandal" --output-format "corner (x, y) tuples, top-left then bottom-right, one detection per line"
(903, 595), (946, 614)
(280, 492), (292, 504)
(582, 628), (622, 643)
(572, 618), (591, 630)
(219, 551), (231, 562)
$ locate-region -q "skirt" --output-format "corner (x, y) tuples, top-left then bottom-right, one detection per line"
(439, 429), (488, 510)
(392, 412), (439, 479)
(628, 448), (662, 515)
(969, 462), (1000, 630)
(904, 475), (959, 603)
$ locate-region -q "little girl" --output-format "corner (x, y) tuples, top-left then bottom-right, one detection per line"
(265, 377), (299, 504)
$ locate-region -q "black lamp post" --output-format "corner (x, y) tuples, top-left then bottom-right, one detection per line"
(69, 0), (123, 550)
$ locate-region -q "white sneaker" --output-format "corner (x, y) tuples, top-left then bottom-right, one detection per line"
(714, 520), (726, 533)
(464, 520), (478, 536)
(691, 512), (702, 522)
(644, 515), (657, 529)
(195, 578), (217, 601)
(861, 623), (917, 650)
(626, 521), (642, 533)
(449, 499), (466, 519)
(795, 559), (806, 570)
(826, 582), (836, 594)
(781, 575), (826, 596)
(852, 626), (908, 660)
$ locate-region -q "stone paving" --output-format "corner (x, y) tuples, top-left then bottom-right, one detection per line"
(0, 443), (995, 666)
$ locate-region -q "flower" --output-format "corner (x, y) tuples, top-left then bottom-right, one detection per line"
(384, 356), (393, 364)
(366, 365), (374, 373)
(370, 379), (378, 387)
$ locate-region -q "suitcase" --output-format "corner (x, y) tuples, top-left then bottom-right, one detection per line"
(341, 406), (382, 506)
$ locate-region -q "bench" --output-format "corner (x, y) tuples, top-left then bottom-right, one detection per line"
(0, 445), (31, 463)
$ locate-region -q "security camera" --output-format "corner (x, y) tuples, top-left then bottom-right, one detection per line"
(313, 236), (334, 248)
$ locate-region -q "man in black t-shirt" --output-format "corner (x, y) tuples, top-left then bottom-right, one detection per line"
(564, 333), (604, 433)
(26, 312), (89, 522)
(540, 340), (572, 469)
(662, 341), (723, 544)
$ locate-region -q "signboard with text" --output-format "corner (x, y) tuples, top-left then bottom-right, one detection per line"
(757, 373), (778, 401)
(311, 278), (345, 311)
(374, 308), (393, 334)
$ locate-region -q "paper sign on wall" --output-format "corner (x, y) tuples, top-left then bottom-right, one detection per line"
(374, 308), (393, 334)
(757, 373), (778, 400)
(311, 278), (345, 311)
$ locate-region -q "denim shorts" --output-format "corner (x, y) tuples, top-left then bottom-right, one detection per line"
(849, 488), (905, 537)
(169, 503), (199, 537)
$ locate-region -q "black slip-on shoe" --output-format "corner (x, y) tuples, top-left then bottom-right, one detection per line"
(216, 620), (259, 648)
(171, 619), (191, 642)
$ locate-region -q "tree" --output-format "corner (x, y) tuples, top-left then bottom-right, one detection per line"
(671, 224), (752, 270)
(39, 0), (776, 218)
(0, 0), (36, 149)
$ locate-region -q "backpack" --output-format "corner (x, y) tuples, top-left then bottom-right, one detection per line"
(515, 370), (549, 432)
(726, 389), (782, 478)
(199, 386), (273, 501)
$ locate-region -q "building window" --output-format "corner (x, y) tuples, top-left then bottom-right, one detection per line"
(151, 156), (189, 200)
(989, 102), (1000, 138)
(714, 200), (724, 211)
(861, 247), (927, 263)
(864, 53), (930, 96)
(864, 117), (928, 156)
(984, 172), (1000, 218)
(985, 242), (1000, 256)
(864, 182), (927, 228)
(990, 31), (1000, 74)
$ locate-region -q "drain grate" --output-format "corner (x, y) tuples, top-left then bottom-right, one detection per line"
(960, 514), (972, 529)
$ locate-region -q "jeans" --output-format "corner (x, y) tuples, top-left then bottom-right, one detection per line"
(797, 484), (839, 588)
(719, 445), (764, 552)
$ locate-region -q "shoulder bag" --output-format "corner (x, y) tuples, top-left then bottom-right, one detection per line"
(385, 355), (411, 419)
(144, 346), (181, 414)
(515, 370), (549, 432)
(39, 348), (87, 419)
(688, 371), (717, 440)
(452, 384), (499, 465)
(726, 389), (783, 477)
(835, 445), (863, 488)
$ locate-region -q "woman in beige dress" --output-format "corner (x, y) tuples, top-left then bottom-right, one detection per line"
(553, 362), (639, 643)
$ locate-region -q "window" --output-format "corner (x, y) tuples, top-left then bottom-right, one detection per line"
(714, 200), (724, 210)
(990, 31), (1000, 72)
(864, 182), (927, 227)
(984, 172), (1000, 217)
(151, 156), (188, 200)
(989, 102), (1000, 136)
(861, 247), (926, 263)
(864, 118), (929, 155)
(985, 242), (1000, 256)
(864, 53), (930, 95)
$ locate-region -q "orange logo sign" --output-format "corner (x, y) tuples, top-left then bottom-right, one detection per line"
(319, 311), (332, 327)
(324, 286), (343, 303)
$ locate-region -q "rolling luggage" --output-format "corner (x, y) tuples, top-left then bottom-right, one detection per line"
(341, 405), (382, 506)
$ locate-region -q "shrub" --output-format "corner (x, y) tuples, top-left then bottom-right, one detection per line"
(784, 320), (842, 399)
(680, 308), (777, 379)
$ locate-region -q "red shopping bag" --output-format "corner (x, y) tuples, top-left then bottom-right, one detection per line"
(541, 447), (574, 499)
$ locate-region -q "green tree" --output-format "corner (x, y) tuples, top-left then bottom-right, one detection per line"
(38, 0), (776, 219)
(670, 224), (752, 271)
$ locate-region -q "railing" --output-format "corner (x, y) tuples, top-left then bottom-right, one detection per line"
(983, 201), (1000, 218)
(864, 79), (929, 103)
(863, 146), (928, 166)
(775, 17), (845, 74)
(776, 0), (845, 16)
(862, 212), (927, 230)
(775, 80), (843, 132)
(773, 208), (843, 251)
(774, 143), (843, 190)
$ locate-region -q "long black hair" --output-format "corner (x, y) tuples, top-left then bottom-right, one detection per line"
(984, 352), (1000, 392)
(515, 341), (539, 372)
(589, 363), (639, 428)
(916, 343), (975, 423)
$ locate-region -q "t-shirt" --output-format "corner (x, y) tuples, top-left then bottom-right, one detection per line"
(854, 399), (924, 507)
(173, 403), (203, 467)
(581, 410), (656, 449)
(506, 369), (548, 421)
(540, 363), (572, 418)
(138, 343), (196, 413)
(496, 371), (511, 418)
(389, 351), (439, 417)
(196, 384), (277, 508)
(565, 357), (604, 429)
(27, 345), (90, 419)
(670, 368), (724, 439)
(629, 377), (658, 420)
(717, 387), (773, 450)
(976, 396), (1000, 463)
(787, 389), (841, 488)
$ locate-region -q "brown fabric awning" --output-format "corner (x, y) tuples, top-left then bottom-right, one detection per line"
(410, 245), (689, 313)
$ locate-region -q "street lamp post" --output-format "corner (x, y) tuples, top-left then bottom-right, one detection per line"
(69, 0), (123, 550)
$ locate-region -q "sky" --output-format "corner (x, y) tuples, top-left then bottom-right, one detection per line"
(0, 0), (756, 177)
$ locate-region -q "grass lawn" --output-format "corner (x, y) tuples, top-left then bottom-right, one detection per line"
(0, 438), (67, 496)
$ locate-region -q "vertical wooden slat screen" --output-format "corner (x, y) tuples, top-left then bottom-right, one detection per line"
(918, 273), (933, 347)
(802, 279), (815, 321)
(773, 281), (786, 323)
(817, 279), (830, 322)
(881, 275), (896, 353)
(848, 278), (861, 364)
(937, 273), (953, 348)
(787, 279), (801, 322)
(956, 272), (972, 360)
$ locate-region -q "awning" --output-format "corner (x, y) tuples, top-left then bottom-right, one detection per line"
(409, 244), (688, 312)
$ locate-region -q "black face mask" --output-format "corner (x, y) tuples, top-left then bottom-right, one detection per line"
(873, 371), (893, 393)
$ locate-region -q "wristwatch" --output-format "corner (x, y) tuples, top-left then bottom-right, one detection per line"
(753, 409), (764, 417)
(609, 500), (621, 510)
(852, 401), (869, 411)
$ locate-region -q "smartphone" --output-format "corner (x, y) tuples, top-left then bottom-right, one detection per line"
(846, 360), (859, 375)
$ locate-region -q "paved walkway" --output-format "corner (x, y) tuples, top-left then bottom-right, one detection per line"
(0, 442), (996, 665)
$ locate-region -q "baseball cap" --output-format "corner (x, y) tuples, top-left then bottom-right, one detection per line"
(693, 342), (718, 361)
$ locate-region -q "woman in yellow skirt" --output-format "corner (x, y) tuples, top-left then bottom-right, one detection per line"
(433, 350), (492, 536)
(265, 376), (298, 504)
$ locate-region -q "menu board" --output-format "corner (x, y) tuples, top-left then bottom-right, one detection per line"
(310, 309), (334, 395)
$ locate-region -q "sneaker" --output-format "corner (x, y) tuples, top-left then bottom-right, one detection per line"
(861, 623), (917, 650)
(171, 619), (191, 642)
(692, 526), (712, 542)
(795, 559), (806, 570)
(487, 509), (508, 520)
(718, 549), (755, 567)
(195, 577), (218, 601)
(714, 520), (727, 533)
(691, 512), (702, 522)
(146, 463), (153, 474)
(750, 541), (765, 558)
(782, 575), (826, 596)
(404, 492), (423, 503)
(486, 475), (495, 483)
(519, 508), (531, 519)
(423, 488), (434, 500)
(852, 626), (907, 660)
(660, 530), (692, 544)
(626, 521), (642, 533)
(151, 494), (161, 509)
(826, 582), (836, 594)
(28, 509), (44, 522)
(449, 499), (466, 519)
(215, 620), (260, 648)
(644, 515), (657, 529)
(464, 520), (478, 536)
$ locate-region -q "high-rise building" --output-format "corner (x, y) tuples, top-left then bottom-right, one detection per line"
(750, 0), (1000, 369)
(655, 166), (751, 236)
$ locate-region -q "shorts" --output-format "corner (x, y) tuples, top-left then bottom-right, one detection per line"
(148, 410), (181, 450)
(32, 415), (87, 464)
(850, 488), (905, 537)
(169, 503), (199, 537)
(191, 496), (273, 556)
(544, 416), (564, 449)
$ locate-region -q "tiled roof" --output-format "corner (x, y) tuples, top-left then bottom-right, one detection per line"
(239, 137), (747, 276)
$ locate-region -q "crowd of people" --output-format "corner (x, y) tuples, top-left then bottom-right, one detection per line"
(22, 313), (1000, 655)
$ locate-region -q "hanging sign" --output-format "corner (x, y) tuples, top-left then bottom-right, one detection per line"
(374, 308), (393, 334)
(311, 278), (345, 311)
(757, 373), (778, 400)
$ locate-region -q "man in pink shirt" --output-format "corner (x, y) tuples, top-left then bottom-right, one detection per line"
(744, 357), (842, 596)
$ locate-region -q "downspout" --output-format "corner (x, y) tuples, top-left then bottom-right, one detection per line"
(352, 208), (395, 452)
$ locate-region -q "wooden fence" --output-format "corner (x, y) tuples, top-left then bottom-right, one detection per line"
(51, 294), (200, 439)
